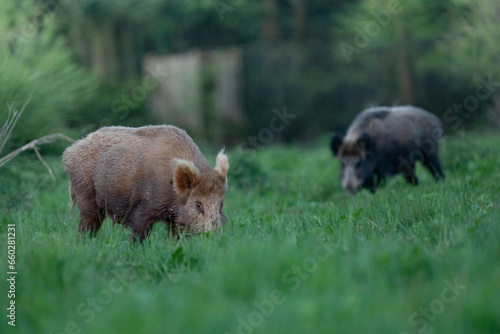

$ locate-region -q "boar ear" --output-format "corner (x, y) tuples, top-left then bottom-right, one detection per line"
(330, 133), (343, 156)
(172, 159), (200, 196)
(214, 149), (229, 182)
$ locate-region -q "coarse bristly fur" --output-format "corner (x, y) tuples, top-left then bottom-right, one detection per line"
(62, 125), (229, 242)
(330, 106), (445, 194)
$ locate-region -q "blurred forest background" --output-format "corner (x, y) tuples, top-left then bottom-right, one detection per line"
(1, 0), (500, 151)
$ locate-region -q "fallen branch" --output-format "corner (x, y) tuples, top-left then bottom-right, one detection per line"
(0, 97), (31, 154)
(0, 133), (75, 178)
(0, 98), (76, 178)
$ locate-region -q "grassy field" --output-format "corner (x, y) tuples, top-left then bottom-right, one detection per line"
(1, 132), (499, 334)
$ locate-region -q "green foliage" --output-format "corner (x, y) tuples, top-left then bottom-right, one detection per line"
(5, 0), (500, 145)
(0, 0), (96, 148)
(328, 0), (500, 132)
(228, 147), (269, 191)
(335, 1), (452, 101)
(1, 134), (500, 333)
(444, 0), (500, 78)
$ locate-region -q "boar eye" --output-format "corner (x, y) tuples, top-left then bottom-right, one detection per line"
(355, 161), (362, 168)
(195, 201), (205, 215)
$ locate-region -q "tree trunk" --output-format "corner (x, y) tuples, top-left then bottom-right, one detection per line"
(293, 0), (307, 42)
(119, 21), (137, 79)
(261, 0), (280, 42)
(396, 25), (414, 104)
(87, 20), (117, 78)
(488, 94), (500, 128)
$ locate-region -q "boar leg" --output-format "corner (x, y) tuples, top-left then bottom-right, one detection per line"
(364, 176), (376, 193)
(77, 204), (105, 236)
(131, 221), (155, 243)
(402, 164), (419, 185)
(129, 206), (155, 243)
(374, 173), (386, 188)
(422, 153), (445, 180)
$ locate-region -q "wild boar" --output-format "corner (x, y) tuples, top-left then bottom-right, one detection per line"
(330, 106), (444, 194)
(62, 125), (229, 242)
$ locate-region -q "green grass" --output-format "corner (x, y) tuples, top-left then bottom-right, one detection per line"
(1, 133), (500, 334)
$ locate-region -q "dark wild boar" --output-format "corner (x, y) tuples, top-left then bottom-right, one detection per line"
(330, 106), (444, 194)
(62, 125), (229, 242)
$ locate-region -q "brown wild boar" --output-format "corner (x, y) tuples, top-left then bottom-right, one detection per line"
(330, 106), (444, 194)
(62, 125), (229, 242)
